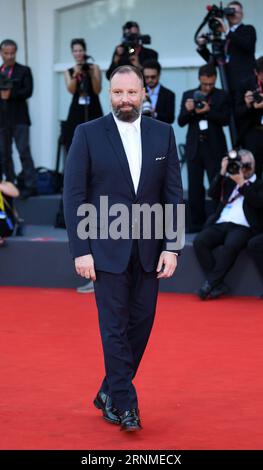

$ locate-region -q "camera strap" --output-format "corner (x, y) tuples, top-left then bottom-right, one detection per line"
(0, 64), (14, 78)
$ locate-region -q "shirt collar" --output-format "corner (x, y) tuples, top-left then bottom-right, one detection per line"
(248, 174), (256, 183)
(230, 22), (242, 32)
(112, 112), (141, 133)
(147, 83), (161, 95)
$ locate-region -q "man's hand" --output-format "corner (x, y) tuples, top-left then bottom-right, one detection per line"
(156, 251), (178, 279)
(185, 98), (195, 112)
(1, 89), (11, 100)
(113, 46), (125, 64)
(244, 91), (254, 108)
(195, 101), (210, 114)
(220, 156), (229, 176)
(214, 17), (229, 34)
(229, 170), (245, 187)
(197, 35), (208, 47)
(75, 254), (96, 281)
(129, 54), (141, 68)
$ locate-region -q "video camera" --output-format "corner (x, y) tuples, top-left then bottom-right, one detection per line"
(194, 3), (235, 47)
(121, 32), (151, 57)
(206, 4), (235, 35)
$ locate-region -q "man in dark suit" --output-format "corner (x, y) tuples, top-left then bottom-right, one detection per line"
(64, 65), (183, 431)
(106, 21), (158, 80)
(178, 64), (230, 232)
(142, 60), (175, 124)
(197, 1), (256, 94)
(235, 56), (263, 179)
(0, 39), (36, 198)
(193, 150), (263, 300)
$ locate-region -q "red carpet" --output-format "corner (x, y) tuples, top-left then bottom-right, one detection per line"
(0, 286), (263, 450)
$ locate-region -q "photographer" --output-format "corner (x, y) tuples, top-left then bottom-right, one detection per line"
(0, 39), (37, 198)
(105, 21), (158, 80)
(142, 60), (175, 124)
(235, 56), (263, 179)
(0, 179), (19, 246)
(197, 2), (256, 94)
(193, 149), (263, 300)
(178, 64), (230, 232)
(64, 38), (103, 152)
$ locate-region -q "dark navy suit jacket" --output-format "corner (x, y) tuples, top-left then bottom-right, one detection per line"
(63, 113), (183, 273)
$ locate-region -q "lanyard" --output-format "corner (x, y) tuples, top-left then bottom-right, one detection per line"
(0, 64), (14, 78)
(257, 79), (263, 94)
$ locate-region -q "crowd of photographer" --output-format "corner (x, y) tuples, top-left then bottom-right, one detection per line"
(0, 2), (263, 298)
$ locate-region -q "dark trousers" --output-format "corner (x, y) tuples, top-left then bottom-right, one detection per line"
(0, 125), (36, 188)
(93, 241), (159, 413)
(247, 234), (263, 279)
(187, 141), (220, 227)
(243, 128), (263, 179)
(193, 222), (253, 286)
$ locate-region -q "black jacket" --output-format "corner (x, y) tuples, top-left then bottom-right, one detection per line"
(106, 46), (158, 80)
(0, 62), (33, 127)
(154, 85), (175, 124)
(197, 24), (256, 92)
(235, 76), (263, 138)
(178, 87), (230, 162)
(206, 173), (263, 234)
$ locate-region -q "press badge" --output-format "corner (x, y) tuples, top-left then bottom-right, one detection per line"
(199, 120), (208, 131)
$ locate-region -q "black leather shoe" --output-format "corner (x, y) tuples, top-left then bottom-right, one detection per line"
(209, 282), (229, 299)
(93, 391), (120, 425)
(120, 409), (142, 432)
(197, 281), (214, 300)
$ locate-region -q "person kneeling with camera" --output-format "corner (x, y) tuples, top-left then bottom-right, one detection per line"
(193, 149), (263, 300)
(0, 180), (20, 246)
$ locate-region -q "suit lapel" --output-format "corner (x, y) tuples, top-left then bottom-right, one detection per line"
(105, 113), (135, 196)
(136, 116), (152, 197)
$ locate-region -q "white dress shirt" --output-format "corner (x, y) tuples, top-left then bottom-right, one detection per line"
(113, 113), (142, 193)
(216, 174), (256, 227)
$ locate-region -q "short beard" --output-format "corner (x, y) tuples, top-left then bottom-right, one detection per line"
(112, 104), (141, 122)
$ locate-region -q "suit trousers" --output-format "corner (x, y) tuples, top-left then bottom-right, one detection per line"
(0, 125), (36, 188)
(193, 222), (253, 286)
(93, 241), (159, 413)
(247, 234), (263, 279)
(187, 140), (220, 228)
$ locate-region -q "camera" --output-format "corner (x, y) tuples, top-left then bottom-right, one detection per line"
(252, 89), (263, 104)
(193, 90), (207, 110)
(207, 4), (236, 34)
(141, 96), (153, 117)
(226, 150), (243, 175)
(121, 32), (151, 58)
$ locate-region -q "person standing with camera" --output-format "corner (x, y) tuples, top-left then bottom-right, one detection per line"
(106, 22), (158, 80)
(178, 64), (230, 232)
(64, 38), (103, 152)
(0, 39), (37, 199)
(197, 1), (256, 95)
(142, 60), (175, 124)
(193, 149), (263, 300)
(235, 56), (263, 179)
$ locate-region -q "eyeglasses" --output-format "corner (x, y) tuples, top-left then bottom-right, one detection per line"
(144, 75), (158, 80)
